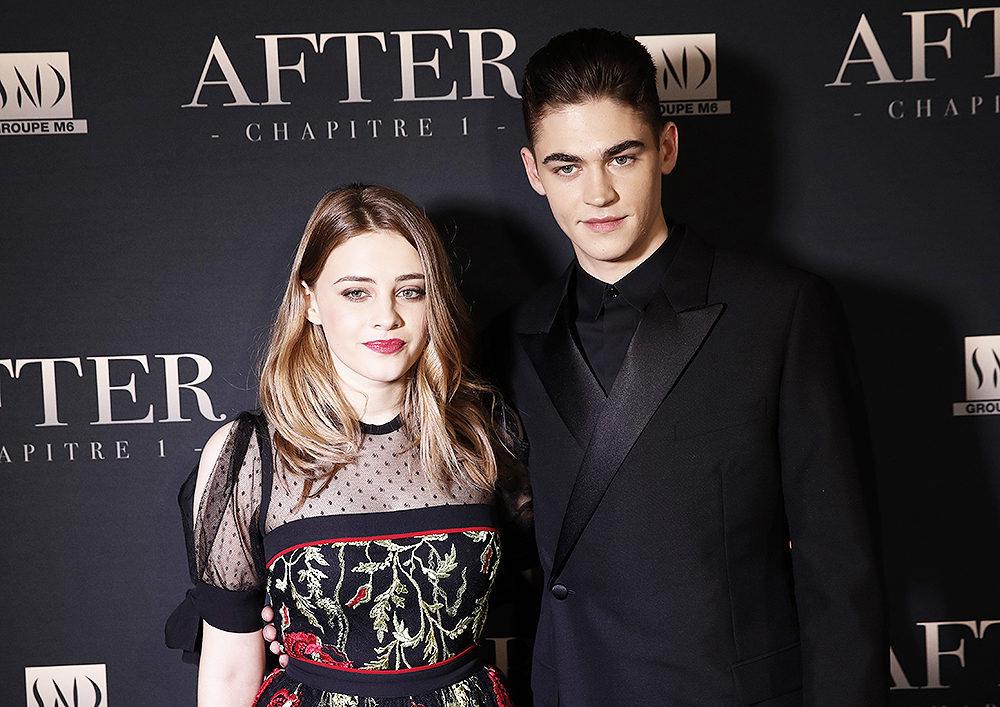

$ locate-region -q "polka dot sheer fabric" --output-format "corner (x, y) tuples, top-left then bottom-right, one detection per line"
(194, 416), (500, 593)
(264, 422), (491, 529)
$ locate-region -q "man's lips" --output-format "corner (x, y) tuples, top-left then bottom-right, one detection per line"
(363, 339), (405, 354)
(583, 216), (626, 232)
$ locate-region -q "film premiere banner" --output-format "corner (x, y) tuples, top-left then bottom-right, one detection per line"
(3, 2), (1000, 706)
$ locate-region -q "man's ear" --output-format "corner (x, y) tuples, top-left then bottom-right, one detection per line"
(520, 147), (547, 196)
(659, 122), (679, 175)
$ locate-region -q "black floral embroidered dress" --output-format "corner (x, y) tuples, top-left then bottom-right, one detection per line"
(191, 412), (513, 707)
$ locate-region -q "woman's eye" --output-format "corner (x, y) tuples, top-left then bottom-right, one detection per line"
(398, 287), (426, 300)
(343, 289), (368, 301)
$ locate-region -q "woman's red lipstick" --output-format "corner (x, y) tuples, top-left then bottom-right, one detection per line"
(364, 339), (405, 354)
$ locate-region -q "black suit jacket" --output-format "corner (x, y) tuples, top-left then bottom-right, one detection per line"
(490, 227), (885, 706)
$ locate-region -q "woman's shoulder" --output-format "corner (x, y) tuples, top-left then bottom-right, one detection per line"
(193, 421), (237, 513)
(193, 411), (268, 510)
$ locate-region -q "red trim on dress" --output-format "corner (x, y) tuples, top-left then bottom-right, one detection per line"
(291, 642), (479, 674)
(266, 527), (497, 567)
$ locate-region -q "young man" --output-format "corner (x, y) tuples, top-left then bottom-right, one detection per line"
(490, 28), (886, 706)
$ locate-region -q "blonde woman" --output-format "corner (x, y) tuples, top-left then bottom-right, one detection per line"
(172, 185), (529, 707)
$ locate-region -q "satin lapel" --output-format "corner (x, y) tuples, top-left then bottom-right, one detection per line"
(549, 291), (725, 584)
(519, 301), (607, 448)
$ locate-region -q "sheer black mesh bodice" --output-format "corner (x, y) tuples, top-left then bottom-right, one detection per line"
(264, 422), (491, 529)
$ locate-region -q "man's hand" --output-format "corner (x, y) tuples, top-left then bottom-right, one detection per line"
(261, 605), (288, 668)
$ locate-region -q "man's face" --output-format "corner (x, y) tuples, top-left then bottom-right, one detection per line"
(521, 98), (678, 282)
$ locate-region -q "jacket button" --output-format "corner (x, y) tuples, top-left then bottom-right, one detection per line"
(551, 583), (569, 600)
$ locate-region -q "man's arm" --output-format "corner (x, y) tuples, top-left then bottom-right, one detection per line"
(778, 274), (887, 706)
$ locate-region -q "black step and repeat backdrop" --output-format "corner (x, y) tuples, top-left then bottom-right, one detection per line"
(3, 1), (999, 704)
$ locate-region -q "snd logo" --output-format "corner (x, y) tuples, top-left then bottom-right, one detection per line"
(0, 52), (87, 135)
(25, 664), (106, 707)
(636, 34), (732, 116)
(0, 53), (73, 119)
(953, 335), (1000, 416)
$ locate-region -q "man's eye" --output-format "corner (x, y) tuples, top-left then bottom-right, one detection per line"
(612, 155), (633, 166)
(556, 164), (578, 175)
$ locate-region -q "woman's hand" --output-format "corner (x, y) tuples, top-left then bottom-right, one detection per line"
(261, 605), (289, 668)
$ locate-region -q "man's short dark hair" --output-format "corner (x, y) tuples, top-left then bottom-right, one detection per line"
(521, 28), (663, 147)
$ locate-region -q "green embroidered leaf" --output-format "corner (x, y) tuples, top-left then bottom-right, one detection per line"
(392, 615), (420, 648)
(316, 596), (340, 621)
(426, 544), (458, 579)
(298, 567), (329, 584)
(364, 643), (393, 670)
(303, 546), (329, 566)
(317, 692), (360, 707)
(445, 567), (469, 617)
(370, 584), (395, 643)
(352, 562), (383, 574)
(298, 600), (322, 631)
(423, 630), (440, 663)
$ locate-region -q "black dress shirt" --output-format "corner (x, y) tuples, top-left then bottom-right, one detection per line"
(572, 229), (682, 393)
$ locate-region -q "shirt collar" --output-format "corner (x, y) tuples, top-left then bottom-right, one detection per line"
(574, 264), (608, 322)
(573, 223), (682, 320)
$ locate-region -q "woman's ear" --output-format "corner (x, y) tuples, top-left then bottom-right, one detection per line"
(303, 281), (322, 325)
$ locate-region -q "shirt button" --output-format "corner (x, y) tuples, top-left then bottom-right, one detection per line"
(607, 286), (619, 299)
(551, 583), (569, 600)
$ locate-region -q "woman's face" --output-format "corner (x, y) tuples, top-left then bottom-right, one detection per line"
(304, 230), (428, 404)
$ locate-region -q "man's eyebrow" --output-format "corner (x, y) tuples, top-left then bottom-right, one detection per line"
(602, 139), (646, 160)
(540, 140), (647, 165)
(542, 152), (582, 165)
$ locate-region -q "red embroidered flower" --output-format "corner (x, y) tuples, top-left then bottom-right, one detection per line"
(486, 665), (512, 707)
(284, 632), (352, 667)
(253, 668), (282, 704)
(267, 689), (301, 707)
(346, 583), (371, 608)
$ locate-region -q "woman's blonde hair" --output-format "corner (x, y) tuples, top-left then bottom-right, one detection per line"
(259, 184), (497, 497)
